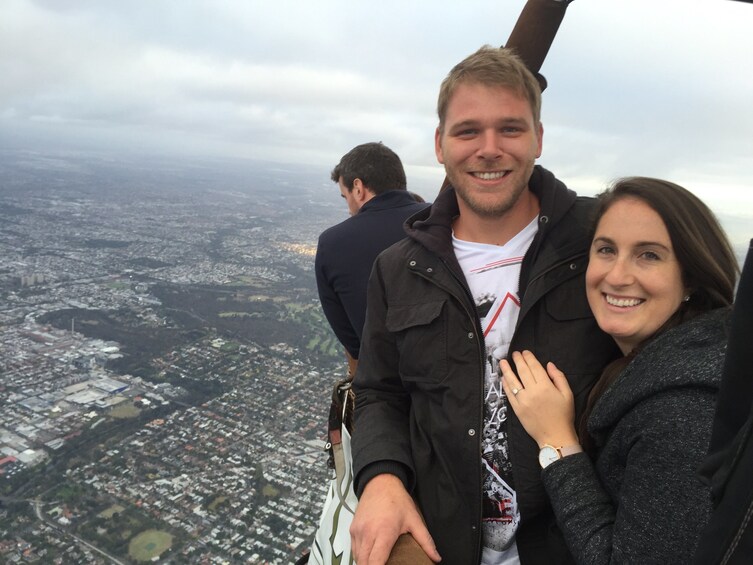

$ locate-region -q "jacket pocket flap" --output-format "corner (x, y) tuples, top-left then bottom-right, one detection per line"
(386, 300), (445, 332)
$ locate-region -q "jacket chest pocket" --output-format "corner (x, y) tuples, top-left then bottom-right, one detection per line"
(541, 282), (616, 398)
(386, 299), (448, 384)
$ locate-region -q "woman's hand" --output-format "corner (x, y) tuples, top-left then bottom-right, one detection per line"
(500, 350), (579, 448)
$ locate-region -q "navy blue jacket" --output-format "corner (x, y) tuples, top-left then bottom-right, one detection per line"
(315, 190), (429, 359)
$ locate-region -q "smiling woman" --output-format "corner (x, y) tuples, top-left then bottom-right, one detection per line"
(586, 197), (687, 354)
(500, 176), (739, 563)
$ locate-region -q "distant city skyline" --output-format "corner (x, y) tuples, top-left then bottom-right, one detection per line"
(2, 0), (752, 245)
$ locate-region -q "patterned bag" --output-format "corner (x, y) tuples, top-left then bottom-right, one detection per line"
(300, 377), (432, 565)
(307, 378), (358, 564)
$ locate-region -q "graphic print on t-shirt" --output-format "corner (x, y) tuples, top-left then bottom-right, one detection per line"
(454, 218), (537, 559)
(475, 266), (521, 552)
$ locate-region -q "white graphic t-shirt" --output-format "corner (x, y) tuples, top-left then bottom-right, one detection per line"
(454, 217), (538, 565)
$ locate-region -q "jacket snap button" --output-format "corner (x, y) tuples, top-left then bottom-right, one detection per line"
(569, 263), (577, 270)
(426, 267), (433, 273)
(409, 260), (416, 267)
(467, 332), (474, 339)
(540, 215), (549, 224)
(468, 429), (476, 436)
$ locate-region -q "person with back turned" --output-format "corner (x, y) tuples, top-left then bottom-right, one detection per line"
(315, 142), (428, 373)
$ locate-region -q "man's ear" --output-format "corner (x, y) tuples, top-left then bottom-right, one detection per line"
(352, 178), (373, 205)
(435, 127), (444, 164)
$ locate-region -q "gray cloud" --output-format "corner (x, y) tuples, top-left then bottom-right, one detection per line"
(2, 0), (752, 230)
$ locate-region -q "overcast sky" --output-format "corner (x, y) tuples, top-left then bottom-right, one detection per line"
(2, 0), (752, 244)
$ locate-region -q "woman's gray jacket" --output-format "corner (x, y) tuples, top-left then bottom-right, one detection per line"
(543, 308), (730, 564)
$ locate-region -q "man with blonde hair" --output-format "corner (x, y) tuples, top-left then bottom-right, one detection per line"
(350, 46), (619, 565)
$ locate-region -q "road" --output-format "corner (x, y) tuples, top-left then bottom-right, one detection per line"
(16, 496), (129, 565)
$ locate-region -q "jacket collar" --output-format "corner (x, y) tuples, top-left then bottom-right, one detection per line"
(589, 307), (730, 441)
(405, 165), (576, 258)
(529, 165), (578, 229)
(358, 190), (423, 214)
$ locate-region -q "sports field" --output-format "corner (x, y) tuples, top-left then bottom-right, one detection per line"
(128, 529), (173, 562)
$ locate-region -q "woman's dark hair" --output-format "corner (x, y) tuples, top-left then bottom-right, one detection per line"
(578, 177), (739, 451)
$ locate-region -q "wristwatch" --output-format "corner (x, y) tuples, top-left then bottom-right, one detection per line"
(538, 444), (583, 469)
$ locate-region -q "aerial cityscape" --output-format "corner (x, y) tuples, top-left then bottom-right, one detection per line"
(2, 2), (752, 563)
(0, 148), (348, 564)
(1, 146), (750, 565)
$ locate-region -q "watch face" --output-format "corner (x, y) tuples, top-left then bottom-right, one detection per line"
(538, 445), (560, 468)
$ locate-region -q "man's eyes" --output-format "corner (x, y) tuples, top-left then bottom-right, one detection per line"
(454, 127), (521, 137)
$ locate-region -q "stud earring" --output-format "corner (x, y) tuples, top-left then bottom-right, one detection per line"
(683, 295), (691, 302)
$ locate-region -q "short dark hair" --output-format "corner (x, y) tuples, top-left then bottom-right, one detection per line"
(331, 142), (407, 195)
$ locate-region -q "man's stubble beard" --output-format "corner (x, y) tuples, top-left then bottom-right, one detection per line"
(449, 164), (533, 219)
